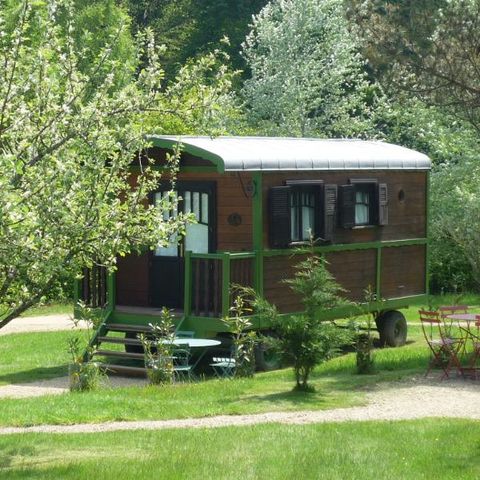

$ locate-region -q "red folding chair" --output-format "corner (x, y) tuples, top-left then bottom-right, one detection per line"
(419, 309), (465, 379)
(459, 315), (480, 380)
(439, 305), (469, 356)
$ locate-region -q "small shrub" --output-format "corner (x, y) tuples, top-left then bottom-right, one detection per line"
(223, 287), (258, 378)
(355, 285), (377, 375)
(254, 236), (354, 391)
(140, 307), (175, 385)
(68, 302), (105, 392)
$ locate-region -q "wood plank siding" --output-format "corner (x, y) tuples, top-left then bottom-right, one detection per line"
(262, 171), (427, 246)
(262, 171), (427, 312)
(116, 161), (253, 306)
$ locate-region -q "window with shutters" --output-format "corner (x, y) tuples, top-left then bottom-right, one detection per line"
(269, 181), (337, 248)
(339, 180), (388, 228)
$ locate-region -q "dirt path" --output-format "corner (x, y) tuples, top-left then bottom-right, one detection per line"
(0, 377), (479, 435)
(0, 314), (88, 335)
(0, 375), (146, 398)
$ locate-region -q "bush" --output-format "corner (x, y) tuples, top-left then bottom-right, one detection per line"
(254, 237), (354, 391)
(139, 308), (175, 386)
(223, 288), (258, 378)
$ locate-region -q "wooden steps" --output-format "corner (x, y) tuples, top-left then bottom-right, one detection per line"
(92, 322), (151, 376)
(100, 363), (147, 377)
(97, 336), (142, 346)
(96, 349), (145, 360)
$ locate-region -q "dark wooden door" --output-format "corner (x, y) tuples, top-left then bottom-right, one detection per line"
(150, 181), (216, 309)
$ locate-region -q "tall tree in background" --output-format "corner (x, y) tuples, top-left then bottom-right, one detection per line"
(0, 0), (234, 327)
(348, 0), (480, 133)
(124, 0), (268, 79)
(242, 0), (377, 137)
(349, 0), (480, 292)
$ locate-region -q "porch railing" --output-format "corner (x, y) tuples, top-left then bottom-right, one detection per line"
(184, 251), (255, 318)
(79, 266), (108, 308)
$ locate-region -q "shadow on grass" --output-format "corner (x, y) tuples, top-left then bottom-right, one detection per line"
(245, 388), (332, 407)
(0, 365), (67, 386)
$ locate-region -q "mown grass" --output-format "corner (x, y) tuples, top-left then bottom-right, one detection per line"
(20, 302), (73, 317)
(1, 419), (480, 479)
(0, 294), (477, 427)
(0, 327), (429, 427)
(0, 331), (70, 386)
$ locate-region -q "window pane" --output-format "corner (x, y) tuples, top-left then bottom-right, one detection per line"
(355, 204), (369, 224)
(155, 234), (178, 257)
(302, 206), (314, 240)
(193, 192), (200, 220)
(201, 193), (209, 224)
(291, 205), (298, 241)
(184, 191), (191, 214)
(185, 223), (209, 254)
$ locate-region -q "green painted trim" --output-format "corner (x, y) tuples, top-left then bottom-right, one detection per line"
(107, 272), (116, 311)
(221, 252), (231, 317)
(376, 247), (382, 300)
(148, 136), (225, 173)
(184, 250), (192, 316)
(425, 171), (430, 296)
(222, 252), (256, 259)
(262, 238), (428, 257)
(191, 252), (225, 260)
(245, 294), (429, 329)
(252, 172), (264, 296)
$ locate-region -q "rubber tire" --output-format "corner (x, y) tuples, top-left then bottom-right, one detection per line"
(254, 335), (281, 371)
(376, 310), (407, 347)
(125, 331), (144, 354)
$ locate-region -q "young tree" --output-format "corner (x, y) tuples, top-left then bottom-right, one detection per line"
(0, 0), (233, 328)
(242, 0), (376, 137)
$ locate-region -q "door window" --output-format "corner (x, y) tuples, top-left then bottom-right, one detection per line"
(154, 188), (211, 256)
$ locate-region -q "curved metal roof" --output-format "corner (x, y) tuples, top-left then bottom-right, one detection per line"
(149, 136), (431, 172)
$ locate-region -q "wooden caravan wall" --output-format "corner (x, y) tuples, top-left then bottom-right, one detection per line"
(264, 250), (377, 312)
(115, 167), (253, 306)
(116, 252), (150, 306)
(262, 171), (427, 245)
(262, 171), (427, 312)
(381, 244), (426, 299)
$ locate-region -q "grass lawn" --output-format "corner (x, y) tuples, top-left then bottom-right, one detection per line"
(0, 331), (70, 386)
(0, 326), (429, 427)
(20, 302), (73, 317)
(0, 293), (478, 427)
(1, 419), (480, 479)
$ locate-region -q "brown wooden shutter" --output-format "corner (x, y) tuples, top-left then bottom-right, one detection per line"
(377, 183), (388, 226)
(323, 184), (337, 241)
(339, 184), (355, 229)
(269, 186), (291, 248)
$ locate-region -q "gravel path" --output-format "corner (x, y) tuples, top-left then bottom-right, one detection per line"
(0, 377), (479, 435)
(0, 313), (88, 335)
(0, 375), (146, 399)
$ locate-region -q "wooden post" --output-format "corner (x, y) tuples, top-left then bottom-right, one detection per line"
(376, 247), (382, 300)
(183, 250), (192, 317)
(252, 172), (264, 296)
(107, 271), (116, 312)
(221, 252), (231, 318)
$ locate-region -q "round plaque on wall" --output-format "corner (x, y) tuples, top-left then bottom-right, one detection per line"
(228, 212), (242, 226)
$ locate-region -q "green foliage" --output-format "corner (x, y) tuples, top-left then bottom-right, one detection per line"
(222, 287), (258, 378)
(255, 239), (353, 391)
(355, 285), (377, 375)
(350, 0), (480, 133)
(67, 301), (104, 391)
(0, 0), (234, 328)
(125, 0), (268, 80)
(139, 308), (175, 385)
(242, 0), (378, 137)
